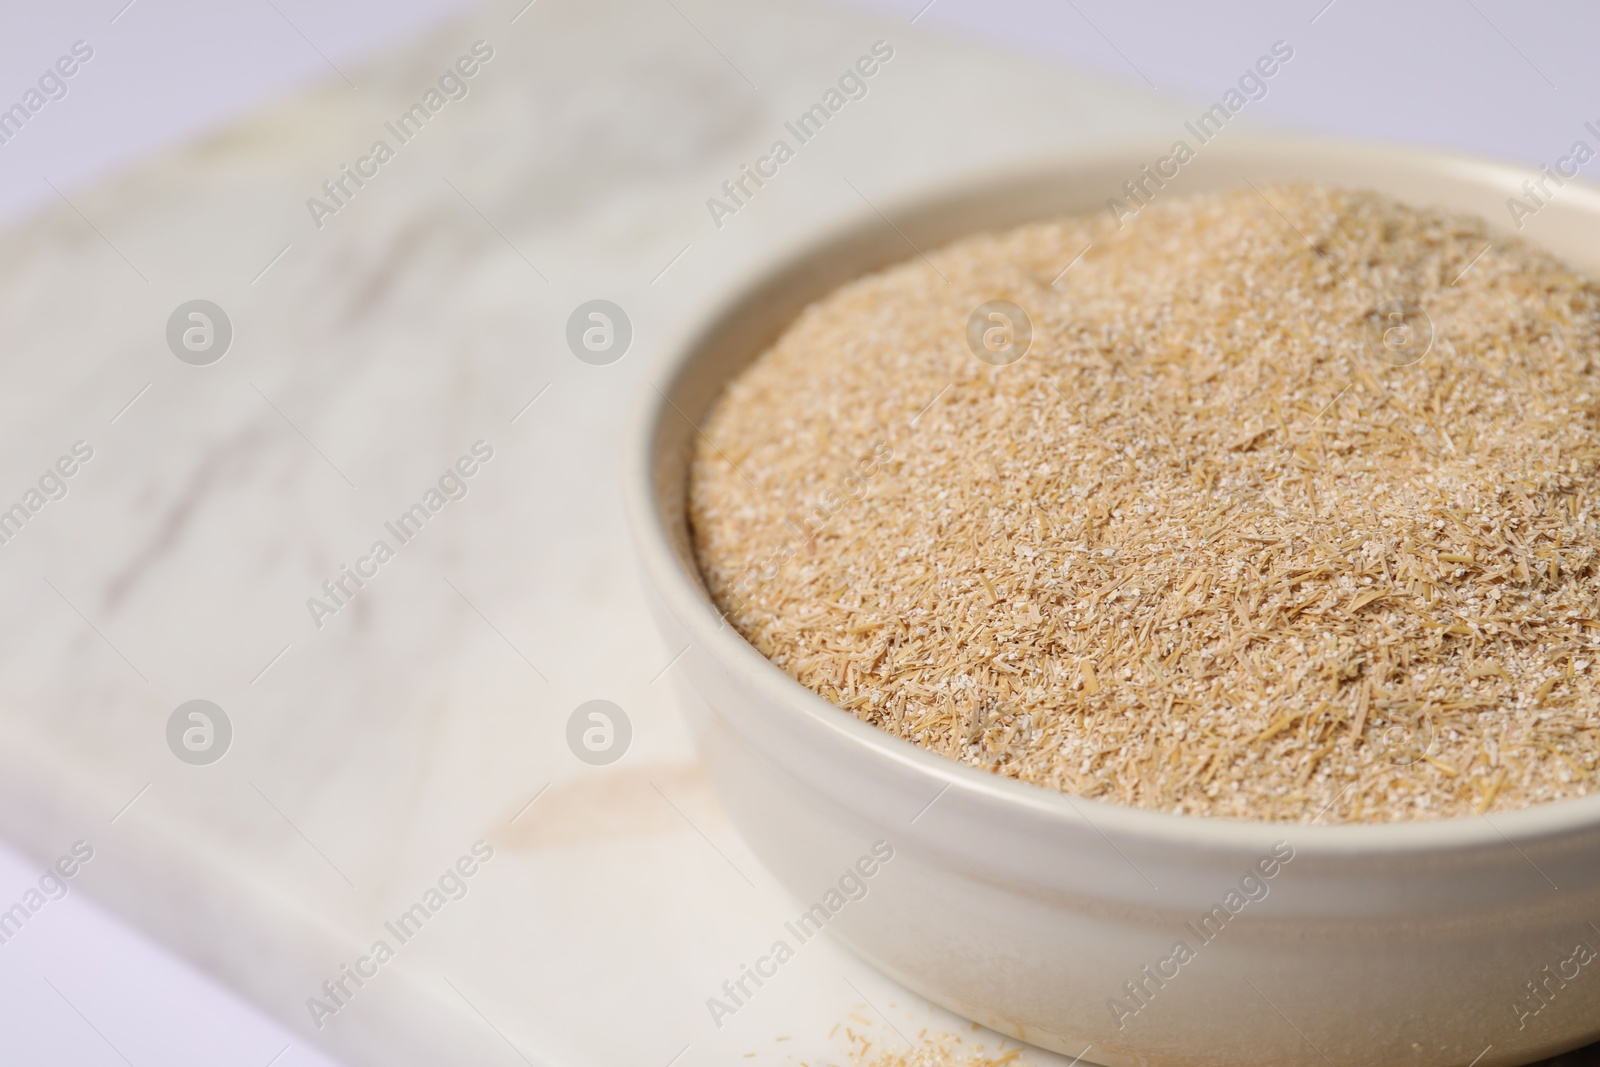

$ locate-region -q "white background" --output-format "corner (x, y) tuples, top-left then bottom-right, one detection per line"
(1, 0), (1595, 1063)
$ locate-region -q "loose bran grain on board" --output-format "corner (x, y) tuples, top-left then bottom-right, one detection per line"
(803, 1024), (1023, 1067)
(688, 183), (1600, 823)
(844, 1038), (1021, 1067)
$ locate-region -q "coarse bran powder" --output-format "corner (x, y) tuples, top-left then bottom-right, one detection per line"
(688, 183), (1600, 823)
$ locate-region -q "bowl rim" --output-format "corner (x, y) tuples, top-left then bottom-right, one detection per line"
(625, 133), (1600, 856)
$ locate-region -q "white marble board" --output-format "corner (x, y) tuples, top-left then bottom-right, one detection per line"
(0, 0), (1194, 1063)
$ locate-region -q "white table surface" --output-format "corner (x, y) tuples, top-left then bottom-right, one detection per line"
(2, 1), (1597, 1065)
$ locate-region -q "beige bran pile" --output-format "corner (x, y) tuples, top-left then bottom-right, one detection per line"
(687, 183), (1600, 823)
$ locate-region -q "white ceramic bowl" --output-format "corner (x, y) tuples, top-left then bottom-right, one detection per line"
(626, 139), (1600, 1067)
